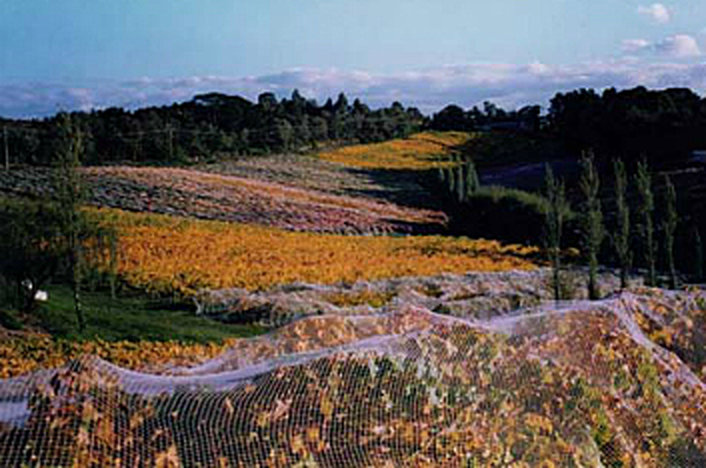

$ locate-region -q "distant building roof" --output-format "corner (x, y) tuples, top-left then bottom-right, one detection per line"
(691, 150), (706, 163)
(479, 121), (533, 132)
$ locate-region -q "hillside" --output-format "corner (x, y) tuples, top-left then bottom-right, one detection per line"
(2, 131), (706, 466)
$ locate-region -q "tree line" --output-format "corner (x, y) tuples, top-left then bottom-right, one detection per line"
(4, 85), (706, 168)
(0, 91), (425, 166)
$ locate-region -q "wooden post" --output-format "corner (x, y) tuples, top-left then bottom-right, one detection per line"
(3, 126), (8, 171)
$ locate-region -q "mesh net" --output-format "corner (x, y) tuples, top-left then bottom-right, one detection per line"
(2, 282), (706, 466)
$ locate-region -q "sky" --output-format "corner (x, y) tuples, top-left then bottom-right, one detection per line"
(1, 0), (706, 117)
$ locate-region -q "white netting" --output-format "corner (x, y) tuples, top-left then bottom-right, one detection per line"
(192, 269), (629, 326)
(2, 286), (706, 466)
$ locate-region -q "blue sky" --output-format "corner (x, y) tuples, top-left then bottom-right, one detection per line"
(1, 0), (706, 117)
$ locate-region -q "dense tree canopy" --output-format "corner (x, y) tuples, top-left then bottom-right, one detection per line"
(429, 102), (542, 133)
(3, 86), (706, 168)
(548, 86), (706, 164)
(0, 91), (425, 165)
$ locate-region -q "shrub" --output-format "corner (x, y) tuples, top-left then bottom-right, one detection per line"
(451, 185), (572, 246)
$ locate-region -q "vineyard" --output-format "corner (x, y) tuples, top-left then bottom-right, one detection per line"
(2, 288), (705, 466)
(95, 208), (537, 296)
(0, 269), (626, 379)
(318, 132), (472, 170)
(0, 335), (241, 380)
(0, 165), (446, 235)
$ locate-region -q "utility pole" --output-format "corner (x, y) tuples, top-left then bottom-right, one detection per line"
(167, 125), (174, 160)
(3, 126), (8, 171)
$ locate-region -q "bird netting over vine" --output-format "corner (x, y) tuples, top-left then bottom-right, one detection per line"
(1, 287), (706, 467)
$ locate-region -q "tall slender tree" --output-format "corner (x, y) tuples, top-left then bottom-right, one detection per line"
(579, 153), (605, 300)
(53, 113), (88, 331)
(464, 160), (480, 198)
(662, 175), (678, 289)
(635, 160), (657, 286)
(544, 164), (570, 301)
(613, 159), (632, 290)
(455, 164), (465, 203)
(447, 156), (456, 195)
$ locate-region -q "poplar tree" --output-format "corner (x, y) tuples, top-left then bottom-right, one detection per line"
(437, 166), (446, 184)
(447, 162), (456, 195)
(465, 160), (480, 198)
(579, 153), (604, 300)
(53, 114), (121, 329)
(613, 159), (632, 290)
(53, 113), (88, 331)
(636, 160), (657, 286)
(544, 164), (569, 301)
(455, 164), (465, 203)
(662, 175), (678, 289)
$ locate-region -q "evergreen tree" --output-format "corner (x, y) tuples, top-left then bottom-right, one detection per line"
(636, 160), (657, 286)
(310, 117), (328, 144)
(613, 159), (632, 289)
(662, 175), (678, 289)
(544, 164), (570, 301)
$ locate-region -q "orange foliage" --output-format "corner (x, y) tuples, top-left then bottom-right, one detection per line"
(92, 208), (537, 296)
(318, 131), (473, 170)
(0, 334), (239, 379)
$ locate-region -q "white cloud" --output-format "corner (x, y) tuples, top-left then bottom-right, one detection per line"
(638, 3), (672, 24)
(2, 60), (706, 118)
(654, 34), (701, 58)
(622, 38), (651, 53)
(620, 34), (701, 58)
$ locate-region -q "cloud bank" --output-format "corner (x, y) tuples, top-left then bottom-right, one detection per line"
(2, 59), (706, 118)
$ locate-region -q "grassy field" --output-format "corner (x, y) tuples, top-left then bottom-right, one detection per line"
(0, 285), (265, 378)
(31, 285), (263, 342)
(96, 208), (538, 296)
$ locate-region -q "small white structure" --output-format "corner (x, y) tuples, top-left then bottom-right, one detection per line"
(21, 279), (49, 302)
(34, 290), (49, 302)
